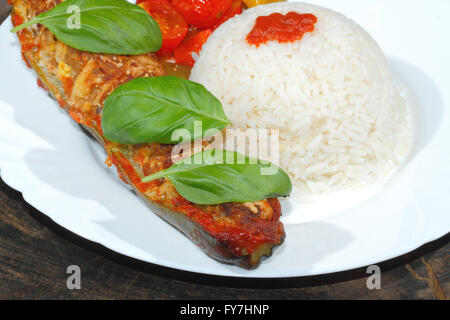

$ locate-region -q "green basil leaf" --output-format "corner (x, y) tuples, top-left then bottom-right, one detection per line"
(11, 0), (162, 55)
(101, 76), (231, 144)
(142, 149), (292, 205)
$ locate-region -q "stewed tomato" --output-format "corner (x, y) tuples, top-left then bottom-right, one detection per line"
(212, 0), (243, 29)
(174, 28), (212, 66)
(138, 0), (188, 55)
(171, 0), (232, 29)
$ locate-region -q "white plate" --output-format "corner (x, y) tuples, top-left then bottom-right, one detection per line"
(0, 0), (449, 278)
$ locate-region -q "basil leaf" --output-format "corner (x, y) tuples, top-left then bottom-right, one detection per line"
(11, 0), (162, 55)
(142, 149), (292, 205)
(102, 76), (231, 144)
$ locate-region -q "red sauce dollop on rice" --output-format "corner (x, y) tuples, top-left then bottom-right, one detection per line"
(246, 12), (317, 47)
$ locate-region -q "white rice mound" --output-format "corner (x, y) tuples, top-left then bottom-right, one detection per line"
(190, 2), (410, 196)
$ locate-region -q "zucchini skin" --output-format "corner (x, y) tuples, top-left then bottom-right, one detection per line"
(10, 0), (285, 269)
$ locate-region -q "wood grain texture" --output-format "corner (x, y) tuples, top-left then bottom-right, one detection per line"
(0, 0), (448, 300)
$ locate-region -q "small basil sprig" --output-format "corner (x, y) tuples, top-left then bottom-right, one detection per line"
(11, 0), (162, 55)
(142, 149), (292, 205)
(102, 76), (231, 144)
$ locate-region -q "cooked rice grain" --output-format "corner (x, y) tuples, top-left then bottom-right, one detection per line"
(190, 2), (410, 197)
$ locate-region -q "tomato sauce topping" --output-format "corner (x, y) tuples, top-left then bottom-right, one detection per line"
(11, 14), (23, 27)
(110, 152), (156, 194)
(246, 12), (317, 47)
(170, 195), (282, 256)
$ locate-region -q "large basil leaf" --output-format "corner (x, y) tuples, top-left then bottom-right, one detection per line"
(11, 0), (162, 55)
(142, 149), (292, 205)
(102, 76), (231, 144)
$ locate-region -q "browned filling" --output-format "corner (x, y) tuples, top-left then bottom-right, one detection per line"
(9, 0), (285, 261)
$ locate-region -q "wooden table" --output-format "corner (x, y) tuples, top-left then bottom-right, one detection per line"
(0, 1), (448, 300)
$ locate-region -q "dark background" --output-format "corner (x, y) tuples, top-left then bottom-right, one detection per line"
(0, 0), (448, 300)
